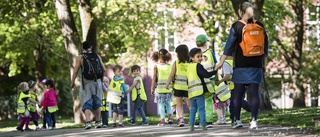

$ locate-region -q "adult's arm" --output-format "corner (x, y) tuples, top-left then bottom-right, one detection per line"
(71, 55), (82, 88)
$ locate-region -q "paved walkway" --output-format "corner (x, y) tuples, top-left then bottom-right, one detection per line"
(0, 124), (316, 137)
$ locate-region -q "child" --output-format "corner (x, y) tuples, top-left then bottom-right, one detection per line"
(187, 48), (217, 131)
(41, 79), (58, 130)
(16, 82), (40, 131)
(126, 65), (149, 126)
(165, 44), (190, 127)
(101, 76), (109, 128)
(151, 48), (173, 126)
(194, 34), (218, 128)
(28, 80), (40, 130)
(109, 65), (128, 127)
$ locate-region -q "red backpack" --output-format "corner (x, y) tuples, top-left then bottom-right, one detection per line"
(238, 20), (265, 57)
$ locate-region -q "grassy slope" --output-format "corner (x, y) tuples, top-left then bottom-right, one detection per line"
(1, 107), (319, 133)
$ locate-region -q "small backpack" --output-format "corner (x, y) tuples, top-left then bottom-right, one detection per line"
(82, 53), (104, 80)
(238, 20), (265, 57)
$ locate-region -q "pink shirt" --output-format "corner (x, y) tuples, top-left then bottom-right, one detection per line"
(41, 88), (58, 110)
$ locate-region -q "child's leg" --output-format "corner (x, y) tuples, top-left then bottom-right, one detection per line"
(165, 101), (173, 118)
(176, 97), (184, 119)
(51, 113), (56, 128)
(137, 99), (147, 123)
(159, 102), (166, 120)
(112, 112), (117, 123)
(131, 101), (139, 123)
(197, 95), (206, 127)
(24, 117), (31, 129)
(119, 114), (123, 124)
(101, 111), (108, 126)
(17, 117), (27, 129)
(44, 110), (52, 127)
(205, 94), (214, 124)
(188, 98), (197, 126)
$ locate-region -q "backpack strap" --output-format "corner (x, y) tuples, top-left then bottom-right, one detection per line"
(238, 19), (257, 24)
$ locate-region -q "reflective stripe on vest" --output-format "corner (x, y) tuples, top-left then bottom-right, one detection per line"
(17, 92), (30, 114)
(132, 76), (147, 101)
(29, 93), (37, 112)
(225, 59), (234, 90)
(173, 61), (188, 91)
(215, 84), (231, 102)
(187, 63), (203, 98)
(101, 94), (109, 111)
(157, 64), (172, 93)
(201, 49), (215, 93)
(48, 105), (58, 113)
(107, 78), (123, 104)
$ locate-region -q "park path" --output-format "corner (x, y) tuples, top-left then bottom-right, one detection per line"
(0, 124), (316, 137)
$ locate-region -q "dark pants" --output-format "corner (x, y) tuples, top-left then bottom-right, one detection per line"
(229, 89), (251, 122)
(18, 117), (31, 129)
(233, 83), (260, 122)
(44, 110), (56, 127)
(131, 96), (147, 123)
(30, 112), (39, 127)
(101, 111), (108, 126)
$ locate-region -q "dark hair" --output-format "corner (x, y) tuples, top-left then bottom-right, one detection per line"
(113, 65), (122, 72)
(28, 80), (35, 88)
(189, 48), (202, 58)
(175, 44), (189, 63)
(151, 48), (172, 62)
(83, 41), (92, 50)
(45, 79), (55, 89)
(131, 65), (141, 73)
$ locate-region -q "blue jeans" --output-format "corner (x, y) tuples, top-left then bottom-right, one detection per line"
(131, 96), (148, 123)
(44, 109), (56, 127)
(159, 101), (172, 119)
(189, 94), (206, 127)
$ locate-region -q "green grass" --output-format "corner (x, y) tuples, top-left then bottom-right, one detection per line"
(1, 107), (320, 134)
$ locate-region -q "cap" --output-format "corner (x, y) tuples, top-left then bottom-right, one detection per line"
(40, 78), (49, 85)
(82, 41), (92, 50)
(196, 34), (209, 45)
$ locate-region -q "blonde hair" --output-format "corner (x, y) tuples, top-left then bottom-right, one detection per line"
(18, 82), (29, 92)
(239, 2), (254, 19)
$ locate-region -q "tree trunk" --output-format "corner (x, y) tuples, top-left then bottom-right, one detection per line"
(78, 0), (97, 52)
(54, 0), (84, 124)
(33, 43), (46, 82)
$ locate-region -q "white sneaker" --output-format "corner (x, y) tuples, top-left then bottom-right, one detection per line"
(84, 122), (92, 130)
(96, 122), (102, 128)
(249, 120), (258, 129)
(48, 126), (53, 130)
(214, 119), (223, 125)
(232, 120), (243, 129)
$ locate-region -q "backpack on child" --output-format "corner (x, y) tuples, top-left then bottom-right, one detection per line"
(238, 20), (265, 57)
(82, 53), (104, 81)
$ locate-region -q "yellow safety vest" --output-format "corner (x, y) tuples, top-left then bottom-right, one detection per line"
(107, 78), (123, 104)
(29, 93), (37, 112)
(17, 92), (31, 114)
(48, 105), (58, 113)
(201, 49), (215, 93)
(173, 61), (188, 91)
(225, 59), (234, 90)
(214, 75), (231, 102)
(187, 63), (203, 98)
(156, 64), (172, 93)
(101, 92), (109, 112)
(132, 76), (147, 101)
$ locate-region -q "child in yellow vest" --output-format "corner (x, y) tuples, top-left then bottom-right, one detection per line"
(28, 80), (41, 130)
(16, 82), (40, 131)
(151, 48), (173, 126)
(101, 76), (109, 128)
(126, 65), (148, 126)
(187, 48), (217, 131)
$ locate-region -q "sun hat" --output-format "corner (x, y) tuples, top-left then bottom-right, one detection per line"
(196, 34), (209, 45)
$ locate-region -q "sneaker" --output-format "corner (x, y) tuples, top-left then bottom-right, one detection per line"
(36, 127), (40, 131)
(118, 124), (124, 127)
(40, 127), (47, 130)
(168, 118), (173, 124)
(158, 120), (165, 126)
(128, 120), (136, 125)
(102, 125), (108, 128)
(189, 126), (194, 131)
(96, 122), (102, 128)
(140, 122), (149, 126)
(16, 127), (24, 132)
(206, 122), (213, 128)
(112, 123), (117, 127)
(201, 126), (207, 130)
(194, 121), (200, 127)
(84, 122), (92, 130)
(232, 120), (243, 129)
(48, 126), (53, 130)
(24, 128), (33, 131)
(249, 120), (258, 129)
(177, 118), (184, 127)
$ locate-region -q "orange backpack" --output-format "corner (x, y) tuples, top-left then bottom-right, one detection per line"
(238, 20), (265, 57)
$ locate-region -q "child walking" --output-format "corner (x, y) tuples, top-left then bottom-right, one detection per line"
(151, 48), (173, 126)
(109, 65), (128, 127)
(28, 80), (40, 130)
(126, 65), (149, 126)
(41, 79), (58, 130)
(165, 44), (190, 127)
(187, 48), (217, 131)
(16, 82), (40, 131)
(101, 76), (109, 128)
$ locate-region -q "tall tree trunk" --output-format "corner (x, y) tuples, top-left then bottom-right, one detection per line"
(78, 0), (97, 52)
(54, 0), (84, 124)
(33, 43), (46, 82)
(231, 0), (272, 110)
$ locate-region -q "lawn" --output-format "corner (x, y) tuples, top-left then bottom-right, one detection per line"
(1, 107), (319, 134)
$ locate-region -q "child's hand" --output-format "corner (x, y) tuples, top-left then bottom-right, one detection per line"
(151, 90), (155, 96)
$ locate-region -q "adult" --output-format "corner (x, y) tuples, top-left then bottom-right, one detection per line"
(215, 2), (268, 129)
(71, 41), (107, 129)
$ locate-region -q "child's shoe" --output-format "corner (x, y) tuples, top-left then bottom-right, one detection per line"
(206, 122), (213, 128)
(168, 117), (173, 124)
(112, 123), (117, 127)
(84, 122), (92, 130)
(177, 118), (184, 127)
(35, 126), (40, 131)
(249, 120), (258, 129)
(128, 120), (135, 125)
(24, 128), (33, 131)
(16, 127), (24, 132)
(194, 121), (200, 127)
(102, 125), (108, 128)
(118, 123), (124, 127)
(140, 121), (149, 126)
(95, 121), (102, 128)
(158, 120), (165, 126)
(232, 120), (243, 129)
(189, 126), (194, 131)
(40, 126), (47, 130)
(48, 126), (53, 130)
(201, 126), (207, 130)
